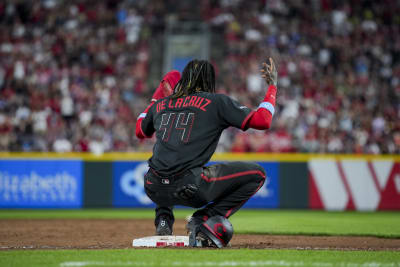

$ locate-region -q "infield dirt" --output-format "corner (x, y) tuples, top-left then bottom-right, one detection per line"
(1, 219), (399, 250)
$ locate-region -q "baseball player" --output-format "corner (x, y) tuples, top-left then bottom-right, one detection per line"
(136, 58), (278, 247)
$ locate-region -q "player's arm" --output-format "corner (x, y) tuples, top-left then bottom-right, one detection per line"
(135, 70), (181, 139)
(245, 58), (278, 130)
(135, 102), (155, 139)
(217, 58), (277, 131)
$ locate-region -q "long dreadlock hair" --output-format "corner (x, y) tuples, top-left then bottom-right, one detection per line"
(171, 59), (216, 99)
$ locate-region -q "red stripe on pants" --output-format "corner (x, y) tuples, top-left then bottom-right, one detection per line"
(201, 170), (265, 182)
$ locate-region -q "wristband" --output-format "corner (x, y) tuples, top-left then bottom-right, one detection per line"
(258, 102), (275, 116)
(138, 113), (147, 119)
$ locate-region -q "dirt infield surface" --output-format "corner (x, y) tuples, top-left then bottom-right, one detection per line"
(0, 219), (399, 251)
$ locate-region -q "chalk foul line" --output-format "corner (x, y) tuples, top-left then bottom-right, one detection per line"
(60, 260), (400, 267)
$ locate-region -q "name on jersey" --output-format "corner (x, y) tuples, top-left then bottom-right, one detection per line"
(156, 96), (211, 113)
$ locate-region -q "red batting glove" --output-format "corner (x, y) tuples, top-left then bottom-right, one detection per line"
(151, 70), (181, 102)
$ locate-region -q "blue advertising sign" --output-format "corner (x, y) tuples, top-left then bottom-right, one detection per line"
(0, 160), (83, 208)
(113, 161), (279, 209)
(113, 161), (155, 207)
(243, 162), (279, 208)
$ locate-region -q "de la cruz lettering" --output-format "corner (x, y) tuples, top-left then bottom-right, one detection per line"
(156, 96), (211, 113)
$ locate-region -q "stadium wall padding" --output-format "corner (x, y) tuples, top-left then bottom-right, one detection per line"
(84, 162), (113, 208)
(0, 153), (399, 210)
(279, 162), (309, 209)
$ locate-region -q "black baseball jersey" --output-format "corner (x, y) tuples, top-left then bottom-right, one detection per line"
(141, 92), (253, 176)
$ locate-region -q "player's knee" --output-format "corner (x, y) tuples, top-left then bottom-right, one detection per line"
(250, 162), (266, 175)
(252, 164), (266, 189)
(254, 164), (266, 185)
(241, 162), (266, 180)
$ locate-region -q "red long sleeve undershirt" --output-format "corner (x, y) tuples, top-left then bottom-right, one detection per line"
(245, 84), (276, 130)
(135, 85), (277, 139)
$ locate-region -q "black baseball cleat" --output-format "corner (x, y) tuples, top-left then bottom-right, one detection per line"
(156, 216), (173, 236)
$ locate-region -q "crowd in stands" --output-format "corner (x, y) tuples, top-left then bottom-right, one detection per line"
(0, 0), (399, 154)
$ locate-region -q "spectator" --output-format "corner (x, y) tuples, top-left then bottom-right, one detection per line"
(0, 0), (398, 154)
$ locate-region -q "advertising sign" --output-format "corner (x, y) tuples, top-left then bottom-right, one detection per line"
(310, 160), (400, 211)
(0, 160), (82, 208)
(113, 161), (155, 207)
(243, 162), (279, 208)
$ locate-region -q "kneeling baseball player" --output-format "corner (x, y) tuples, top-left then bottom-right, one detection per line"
(136, 58), (278, 248)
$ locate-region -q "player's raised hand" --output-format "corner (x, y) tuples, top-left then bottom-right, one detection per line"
(260, 57), (278, 86)
(151, 70), (181, 102)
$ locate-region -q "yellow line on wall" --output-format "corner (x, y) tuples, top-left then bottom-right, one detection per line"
(0, 152), (398, 162)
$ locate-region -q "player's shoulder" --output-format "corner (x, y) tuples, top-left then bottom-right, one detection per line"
(196, 92), (239, 108)
(197, 92), (229, 100)
(211, 93), (238, 105)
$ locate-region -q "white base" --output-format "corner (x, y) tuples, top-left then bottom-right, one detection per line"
(132, 235), (189, 247)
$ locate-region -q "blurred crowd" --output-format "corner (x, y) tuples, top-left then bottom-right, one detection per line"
(0, 0), (399, 154)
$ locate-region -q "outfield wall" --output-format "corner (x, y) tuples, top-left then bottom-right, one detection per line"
(0, 153), (399, 210)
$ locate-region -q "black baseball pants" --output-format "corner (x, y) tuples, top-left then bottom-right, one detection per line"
(144, 161), (266, 225)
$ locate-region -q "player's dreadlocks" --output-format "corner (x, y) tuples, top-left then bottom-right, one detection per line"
(171, 59), (216, 99)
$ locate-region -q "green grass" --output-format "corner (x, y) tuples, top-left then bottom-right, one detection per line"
(1, 209), (399, 238)
(230, 210), (400, 238)
(1, 249), (399, 267)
